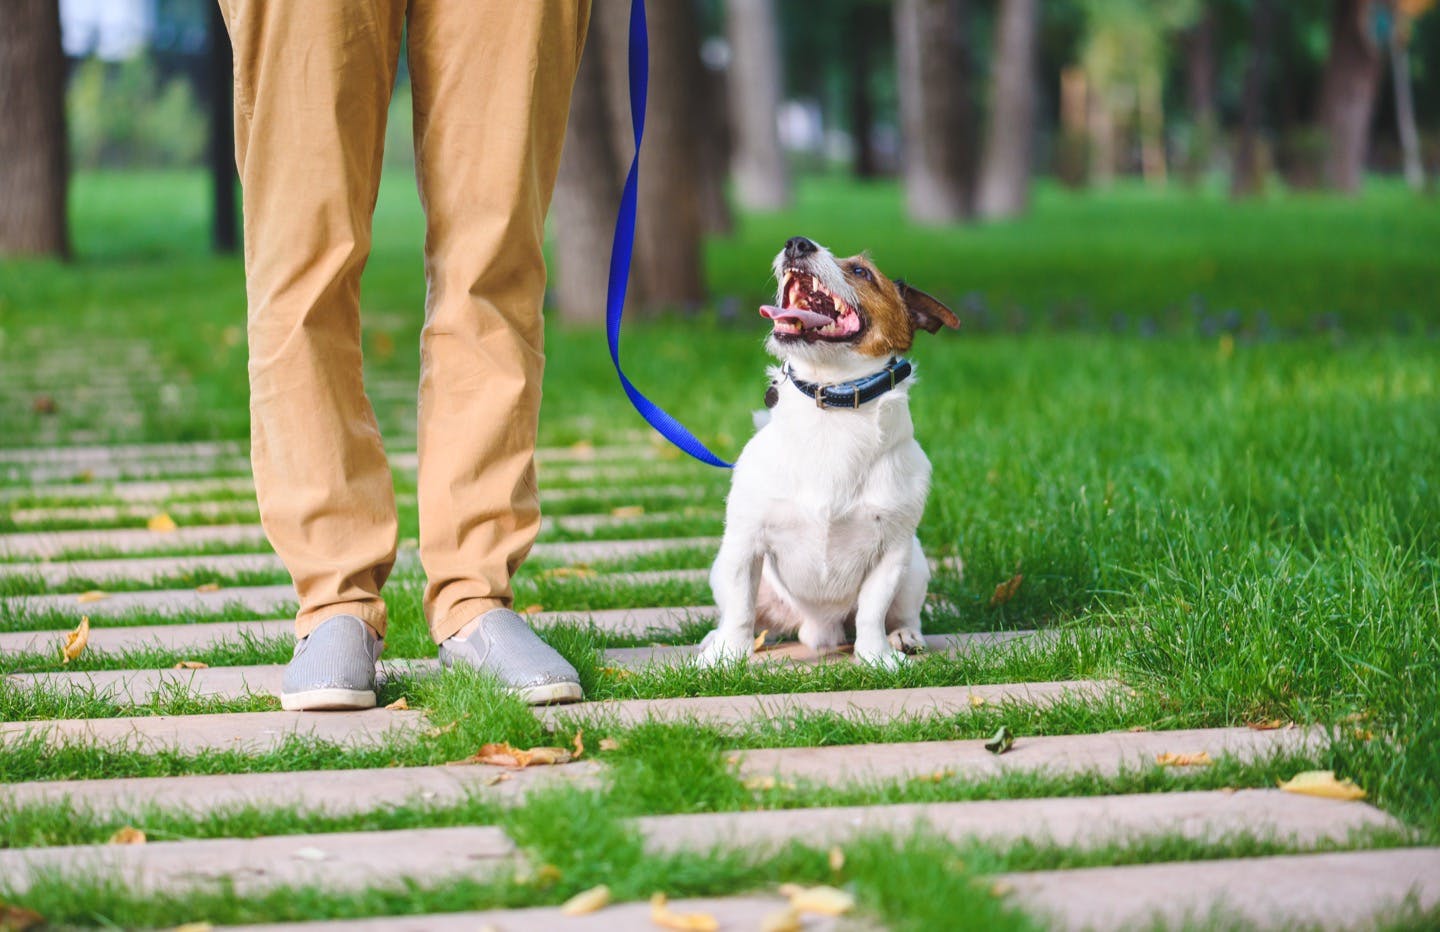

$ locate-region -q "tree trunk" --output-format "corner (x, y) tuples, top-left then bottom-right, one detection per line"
(0, 0), (69, 257)
(1138, 72), (1167, 185)
(209, 3), (238, 254)
(1320, 0), (1383, 193)
(1056, 66), (1089, 187)
(1182, 5), (1218, 182)
(696, 63), (734, 235)
(1231, 0), (1274, 198)
(591, 0), (705, 311)
(1389, 21), (1424, 191)
(725, 0), (790, 210)
(975, 0), (1037, 220)
(552, 29), (627, 323)
(848, 4), (883, 179)
(894, 0), (973, 224)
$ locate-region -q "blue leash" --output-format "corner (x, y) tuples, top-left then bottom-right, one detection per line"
(605, 0), (734, 469)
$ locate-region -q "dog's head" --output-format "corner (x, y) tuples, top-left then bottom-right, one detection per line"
(761, 236), (958, 364)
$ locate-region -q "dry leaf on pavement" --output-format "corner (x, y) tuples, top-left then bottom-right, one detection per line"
(988, 573), (1023, 607)
(649, 893), (719, 931)
(1248, 719), (1285, 731)
(785, 884), (856, 916)
(1278, 770), (1366, 801)
(385, 697), (409, 711)
(572, 730), (585, 760)
(61, 616), (90, 665)
(169, 922), (214, 931)
(610, 505), (645, 518)
(522, 604), (545, 615)
(76, 590), (107, 604)
(147, 512), (178, 532)
(173, 660), (209, 670)
(540, 565), (596, 580)
(1156, 752), (1213, 767)
(827, 846), (845, 871)
(461, 742), (574, 768)
(195, 582), (222, 593)
(753, 629), (770, 651)
(560, 884), (611, 916)
(968, 694), (987, 708)
(984, 725), (1015, 755)
(108, 826), (147, 845)
(759, 907), (802, 932)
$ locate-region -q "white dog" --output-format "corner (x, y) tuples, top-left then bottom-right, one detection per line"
(699, 236), (959, 669)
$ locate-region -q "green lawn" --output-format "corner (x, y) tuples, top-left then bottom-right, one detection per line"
(0, 172), (1437, 927)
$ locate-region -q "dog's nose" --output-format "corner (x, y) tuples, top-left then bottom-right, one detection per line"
(784, 236), (817, 260)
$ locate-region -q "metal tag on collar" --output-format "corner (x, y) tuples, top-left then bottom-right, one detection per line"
(814, 384), (827, 409)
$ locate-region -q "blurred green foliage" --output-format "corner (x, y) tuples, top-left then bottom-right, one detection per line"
(68, 55), (206, 170)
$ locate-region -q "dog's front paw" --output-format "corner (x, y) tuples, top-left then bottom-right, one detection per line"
(697, 628), (754, 668)
(855, 643), (910, 671)
(888, 628), (927, 654)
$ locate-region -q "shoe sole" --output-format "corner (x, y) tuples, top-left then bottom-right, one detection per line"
(280, 687), (377, 712)
(514, 681), (584, 706)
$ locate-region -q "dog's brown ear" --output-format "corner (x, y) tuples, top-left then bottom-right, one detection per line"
(897, 280), (960, 334)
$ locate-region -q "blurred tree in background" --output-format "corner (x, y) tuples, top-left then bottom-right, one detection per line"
(2, 0), (1438, 296)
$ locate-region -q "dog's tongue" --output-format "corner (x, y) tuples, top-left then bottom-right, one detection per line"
(760, 305), (833, 329)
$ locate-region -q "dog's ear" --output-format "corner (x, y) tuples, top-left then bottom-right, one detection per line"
(897, 280), (960, 334)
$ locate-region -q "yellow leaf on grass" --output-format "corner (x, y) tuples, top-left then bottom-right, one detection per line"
(173, 660), (208, 670)
(560, 884), (611, 916)
(464, 742), (574, 768)
(147, 512), (178, 532)
(572, 730), (585, 760)
(988, 572), (1023, 607)
(754, 629), (770, 651)
(168, 924), (214, 932)
(649, 893), (719, 931)
(61, 616), (90, 665)
(76, 590), (108, 604)
(598, 738), (621, 752)
(0, 901), (46, 931)
(1156, 752), (1213, 768)
(827, 846), (845, 872)
(522, 604), (545, 615)
(385, 697), (410, 711)
(1278, 770), (1367, 801)
(109, 826), (147, 845)
(195, 582), (222, 593)
(1248, 718), (1285, 731)
(760, 907), (803, 932)
(610, 505), (645, 518)
(540, 565), (596, 580)
(599, 666), (634, 679)
(785, 884), (855, 916)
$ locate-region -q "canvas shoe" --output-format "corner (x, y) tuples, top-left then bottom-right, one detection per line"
(280, 614), (382, 711)
(439, 608), (583, 705)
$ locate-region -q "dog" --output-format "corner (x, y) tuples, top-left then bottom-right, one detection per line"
(699, 236), (959, 669)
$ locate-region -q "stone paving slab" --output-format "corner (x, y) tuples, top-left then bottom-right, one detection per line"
(0, 441), (245, 465)
(225, 897), (839, 932)
(0, 825), (516, 897)
(997, 847), (1440, 931)
(0, 605), (717, 656)
(6, 458), (255, 484)
(735, 726), (1322, 783)
(636, 790), (1401, 856)
(542, 681), (1112, 731)
(0, 536), (719, 587)
(0, 709), (426, 754)
(0, 523), (269, 560)
(4, 762), (604, 816)
(4, 632), (1036, 703)
(0, 605), (720, 656)
(607, 630), (1042, 668)
(6, 499), (260, 527)
(0, 476), (256, 504)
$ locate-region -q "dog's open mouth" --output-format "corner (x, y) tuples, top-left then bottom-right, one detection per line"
(760, 270), (863, 341)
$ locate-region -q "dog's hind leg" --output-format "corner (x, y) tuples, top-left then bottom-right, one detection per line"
(885, 536), (930, 653)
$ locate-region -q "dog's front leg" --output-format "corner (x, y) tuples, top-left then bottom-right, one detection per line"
(699, 536), (764, 667)
(853, 542), (913, 669)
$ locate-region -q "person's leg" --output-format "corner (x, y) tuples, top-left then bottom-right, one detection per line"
(221, 0), (404, 642)
(406, 1), (589, 638)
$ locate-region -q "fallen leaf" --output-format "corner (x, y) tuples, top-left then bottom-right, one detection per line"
(0, 902), (47, 931)
(1278, 770), (1366, 801)
(172, 660), (209, 670)
(292, 847), (327, 861)
(914, 768), (954, 784)
(31, 395), (56, 415)
(515, 863), (562, 886)
(76, 590), (107, 604)
(990, 881), (1015, 897)
(968, 694), (987, 708)
(572, 730), (585, 760)
(760, 907), (802, 932)
(424, 720), (459, 738)
(610, 505), (645, 518)
(167, 924), (213, 932)
(195, 582), (222, 593)
(560, 884), (611, 916)
(1128, 725), (1148, 733)
(599, 738), (621, 752)
(108, 826), (147, 845)
(786, 884), (855, 916)
(540, 564), (596, 580)
(827, 846), (845, 872)
(1156, 751), (1213, 768)
(385, 697), (410, 711)
(61, 616), (90, 665)
(1248, 718), (1285, 731)
(462, 742), (573, 768)
(754, 629), (770, 651)
(599, 666), (634, 679)
(147, 512), (178, 532)
(743, 775), (795, 792)
(522, 604), (545, 615)
(482, 772), (513, 786)
(74, 468), (95, 483)
(984, 725), (1015, 755)
(988, 572), (1023, 607)
(650, 893), (719, 931)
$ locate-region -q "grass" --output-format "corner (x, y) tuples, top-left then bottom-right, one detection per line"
(0, 171), (1437, 926)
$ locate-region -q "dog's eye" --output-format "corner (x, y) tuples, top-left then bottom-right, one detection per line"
(850, 265), (871, 280)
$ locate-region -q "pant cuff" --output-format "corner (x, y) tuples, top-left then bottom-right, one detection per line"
(296, 601), (388, 641)
(431, 596), (510, 645)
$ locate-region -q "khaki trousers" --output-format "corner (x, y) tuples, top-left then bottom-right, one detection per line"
(219, 0), (590, 644)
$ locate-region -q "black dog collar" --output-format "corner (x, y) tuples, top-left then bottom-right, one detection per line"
(772, 357), (913, 410)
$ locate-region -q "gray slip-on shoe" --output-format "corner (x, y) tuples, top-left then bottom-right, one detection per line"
(438, 608), (583, 705)
(280, 614), (383, 711)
